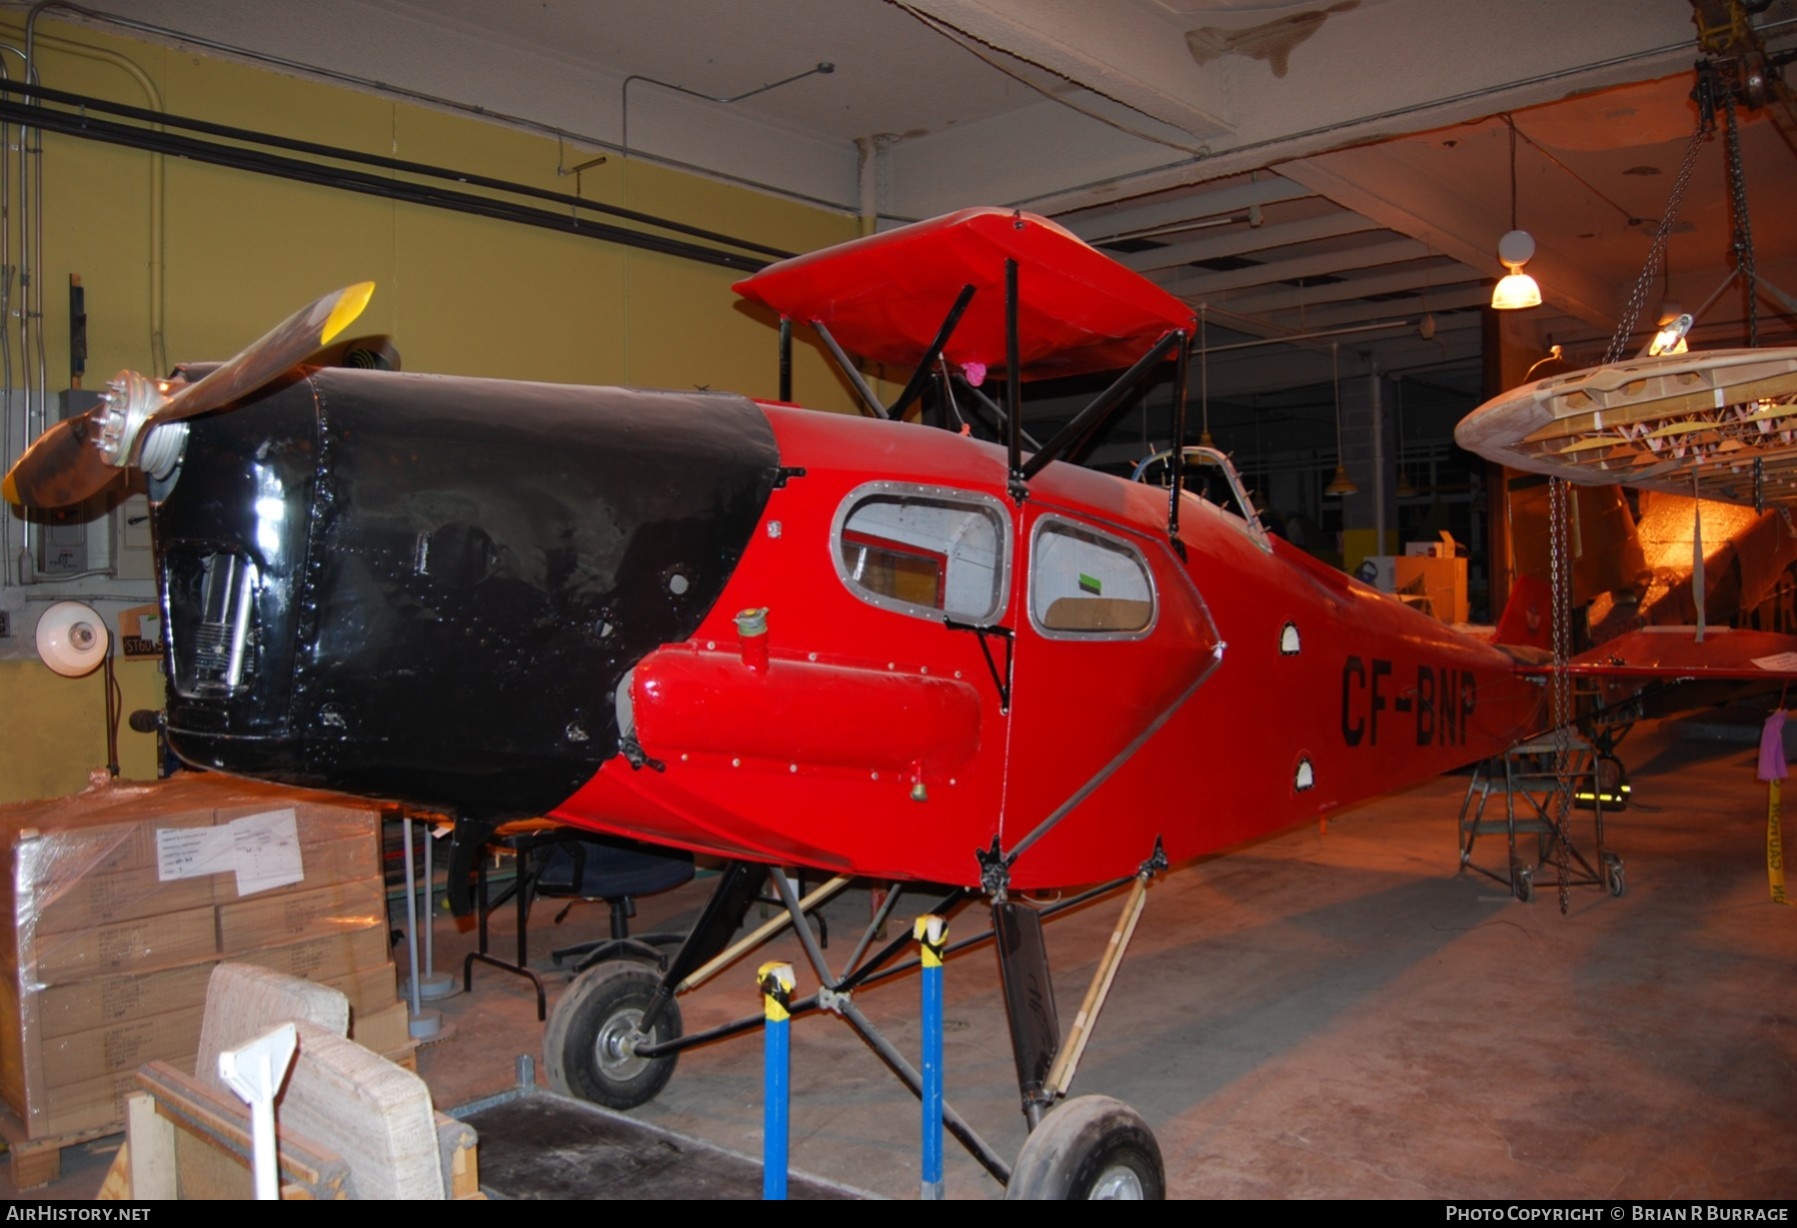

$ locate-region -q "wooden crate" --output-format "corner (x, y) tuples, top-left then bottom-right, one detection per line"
(0, 778), (399, 1141)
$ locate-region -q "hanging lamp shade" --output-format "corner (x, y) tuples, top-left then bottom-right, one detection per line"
(1491, 229), (1540, 310)
(1491, 269), (1541, 310)
(1647, 311), (1693, 356)
(1324, 465), (1359, 496)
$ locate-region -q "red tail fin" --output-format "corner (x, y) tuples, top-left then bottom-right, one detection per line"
(1494, 574), (1552, 652)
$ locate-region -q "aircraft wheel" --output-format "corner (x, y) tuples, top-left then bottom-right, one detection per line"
(1604, 856), (1627, 898)
(1005, 1095), (1164, 1200)
(1513, 866), (1534, 903)
(545, 959), (681, 1110)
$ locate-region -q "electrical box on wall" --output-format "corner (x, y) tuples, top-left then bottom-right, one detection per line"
(33, 502), (90, 575)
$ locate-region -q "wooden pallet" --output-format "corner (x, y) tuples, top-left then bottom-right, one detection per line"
(0, 1101), (118, 1189)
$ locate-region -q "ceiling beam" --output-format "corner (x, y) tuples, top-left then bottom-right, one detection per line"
(1207, 258), (1479, 315)
(1159, 237), (1432, 298)
(1062, 176), (1310, 243)
(1199, 325), (1481, 397)
(1255, 283), (1494, 332)
(1118, 211), (1378, 273)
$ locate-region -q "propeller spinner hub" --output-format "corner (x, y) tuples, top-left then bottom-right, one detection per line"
(97, 370), (172, 468)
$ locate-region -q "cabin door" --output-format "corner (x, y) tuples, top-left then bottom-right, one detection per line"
(999, 499), (1219, 881)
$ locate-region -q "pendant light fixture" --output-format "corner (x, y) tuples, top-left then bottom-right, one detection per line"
(1324, 342), (1358, 496)
(1492, 115), (1542, 311)
(1393, 377), (1417, 497)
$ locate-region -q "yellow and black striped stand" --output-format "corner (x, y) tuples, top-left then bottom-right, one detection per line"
(759, 960), (796, 1199)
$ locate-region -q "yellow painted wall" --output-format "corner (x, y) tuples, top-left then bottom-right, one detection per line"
(0, 17), (863, 804)
(18, 18), (859, 393)
(0, 659), (164, 804)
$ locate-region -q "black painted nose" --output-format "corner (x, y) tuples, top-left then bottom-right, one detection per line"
(157, 368), (780, 821)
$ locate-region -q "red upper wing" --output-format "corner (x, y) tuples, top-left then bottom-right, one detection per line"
(733, 208), (1195, 381)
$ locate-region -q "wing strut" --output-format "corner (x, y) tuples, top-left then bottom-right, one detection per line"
(1167, 339), (1191, 556)
(778, 317), (793, 402)
(1019, 328), (1188, 483)
(886, 283), (977, 421)
(811, 321), (890, 419)
(1006, 257), (1025, 502)
(804, 283), (980, 424)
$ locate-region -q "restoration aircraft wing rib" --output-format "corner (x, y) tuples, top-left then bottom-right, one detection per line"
(1455, 346), (1797, 509)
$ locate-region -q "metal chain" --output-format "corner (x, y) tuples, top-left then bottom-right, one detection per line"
(1724, 97), (1758, 347)
(1548, 476), (1575, 913)
(1604, 116), (1710, 364)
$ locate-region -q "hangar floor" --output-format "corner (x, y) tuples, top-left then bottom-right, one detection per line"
(18, 713), (1796, 1199)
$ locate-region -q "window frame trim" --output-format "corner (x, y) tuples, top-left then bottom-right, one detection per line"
(830, 480), (1012, 625)
(1027, 513), (1161, 642)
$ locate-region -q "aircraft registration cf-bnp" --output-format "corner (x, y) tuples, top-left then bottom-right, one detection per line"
(9, 208), (1795, 1198)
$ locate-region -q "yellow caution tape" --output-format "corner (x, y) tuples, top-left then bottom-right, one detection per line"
(758, 960), (796, 1021)
(1771, 779), (1788, 906)
(914, 915), (948, 967)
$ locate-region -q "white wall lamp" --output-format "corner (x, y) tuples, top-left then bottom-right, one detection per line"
(35, 600), (122, 778)
(36, 601), (109, 677)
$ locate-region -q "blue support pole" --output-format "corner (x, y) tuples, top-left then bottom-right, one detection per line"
(759, 961), (795, 1200)
(916, 914), (948, 1200)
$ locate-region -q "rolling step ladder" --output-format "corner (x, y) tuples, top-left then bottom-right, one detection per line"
(1457, 734), (1627, 902)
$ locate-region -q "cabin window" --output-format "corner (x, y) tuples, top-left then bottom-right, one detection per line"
(834, 484), (1008, 622)
(1030, 518), (1154, 636)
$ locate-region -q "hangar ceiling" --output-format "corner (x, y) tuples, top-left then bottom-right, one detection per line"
(60, 0), (1797, 406)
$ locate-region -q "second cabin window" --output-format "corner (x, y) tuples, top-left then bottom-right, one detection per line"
(834, 485), (1008, 623)
(1030, 518), (1154, 636)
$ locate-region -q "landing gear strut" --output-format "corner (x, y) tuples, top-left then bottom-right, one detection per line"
(543, 844), (1168, 1198)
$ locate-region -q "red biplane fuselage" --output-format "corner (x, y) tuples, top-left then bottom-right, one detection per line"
(557, 401), (1543, 889)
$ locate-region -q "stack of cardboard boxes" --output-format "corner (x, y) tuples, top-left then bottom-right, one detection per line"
(0, 774), (407, 1141)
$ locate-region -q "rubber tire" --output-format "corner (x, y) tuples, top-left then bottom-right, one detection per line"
(544, 959), (681, 1110)
(1005, 1095), (1165, 1200)
(1606, 861), (1627, 898)
(1514, 866), (1534, 903)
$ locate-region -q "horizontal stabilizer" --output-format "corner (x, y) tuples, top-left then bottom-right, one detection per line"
(1539, 626), (1797, 682)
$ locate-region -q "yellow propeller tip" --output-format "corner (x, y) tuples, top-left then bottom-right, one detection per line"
(320, 282), (376, 346)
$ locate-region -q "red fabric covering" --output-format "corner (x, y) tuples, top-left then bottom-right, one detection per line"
(733, 208), (1194, 381)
